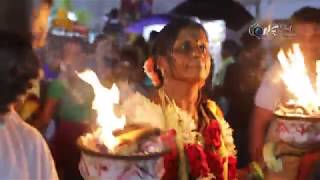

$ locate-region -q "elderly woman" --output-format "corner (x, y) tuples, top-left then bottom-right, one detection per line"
(140, 18), (237, 180)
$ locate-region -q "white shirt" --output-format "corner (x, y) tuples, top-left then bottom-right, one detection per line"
(0, 110), (58, 180)
(255, 62), (320, 146)
(255, 62), (284, 111)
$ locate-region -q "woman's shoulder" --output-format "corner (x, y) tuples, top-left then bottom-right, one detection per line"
(8, 111), (44, 140)
(3, 111), (49, 152)
(0, 111), (58, 179)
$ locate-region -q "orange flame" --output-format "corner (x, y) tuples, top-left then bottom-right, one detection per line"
(277, 43), (320, 113)
(77, 70), (125, 151)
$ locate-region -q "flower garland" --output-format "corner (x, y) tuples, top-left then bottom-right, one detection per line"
(160, 99), (237, 180)
(180, 101), (237, 180)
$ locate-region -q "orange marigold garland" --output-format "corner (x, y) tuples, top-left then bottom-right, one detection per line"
(143, 57), (161, 87)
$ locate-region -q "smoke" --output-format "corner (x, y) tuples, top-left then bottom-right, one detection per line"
(120, 90), (166, 129)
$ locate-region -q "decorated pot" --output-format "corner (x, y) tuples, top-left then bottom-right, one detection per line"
(77, 137), (167, 180)
(267, 112), (320, 152)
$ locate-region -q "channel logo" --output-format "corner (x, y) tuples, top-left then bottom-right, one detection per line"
(249, 23), (294, 39)
(249, 23), (265, 39)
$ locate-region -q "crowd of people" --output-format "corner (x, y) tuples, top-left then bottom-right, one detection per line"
(1, 0), (320, 179)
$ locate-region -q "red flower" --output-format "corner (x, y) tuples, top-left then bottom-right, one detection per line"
(143, 57), (161, 86)
(206, 151), (224, 180)
(185, 144), (210, 178)
(227, 156), (237, 180)
(203, 120), (221, 149)
(162, 150), (179, 180)
(161, 129), (179, 180)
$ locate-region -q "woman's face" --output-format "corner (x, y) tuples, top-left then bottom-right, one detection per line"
(163, 27), (211, 83)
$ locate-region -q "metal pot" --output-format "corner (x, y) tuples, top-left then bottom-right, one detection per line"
(77, 136), (168, 180)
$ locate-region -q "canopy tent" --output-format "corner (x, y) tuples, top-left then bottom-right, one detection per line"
(152, 0), (320, 21)
(125, 14), (174, 34)
(170, 0), (254, 31)
(236, 0), (320, 19)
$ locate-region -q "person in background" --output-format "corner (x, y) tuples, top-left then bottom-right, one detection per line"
(223, 41), (265, 169)
(249, 7), (320, 180)
(35, 34), (65, 141)
(115, 45), (149, 102)
(120, 0), (139, 21)
(213, 40), (240, 113)
(32, 0), (51, 49)
(0, 30), (58, 180)
(214, 40), (240, 88)
(94, 34), (121, 88)
(139, 0), (153, 17)
(0, 0), (58, 178)
(34, 37), (94, 180)
(103, 8), (123, 36)
(43, 34), (64, 80)
(296, 19), (320, 180)
(132, 35), (150, 67)
(16, 0), (54, 124)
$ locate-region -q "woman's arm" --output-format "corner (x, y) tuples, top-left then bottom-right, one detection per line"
(33, 80), (64, 132)
(249, 106), (274, 162)
(33, 98), (58, 132)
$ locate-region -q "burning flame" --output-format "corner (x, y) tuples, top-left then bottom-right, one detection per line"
(277, 43), (320, 113)
(77, 70), (126, 151)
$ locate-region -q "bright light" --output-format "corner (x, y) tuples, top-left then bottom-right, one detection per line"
(202, 20), (226, 43)
(68, 11), (77, 21)
(143, 24), (166, 41)
(202, 20), (226, 85)
(277, 43), (320, 113)
(77, 70), (126, 151)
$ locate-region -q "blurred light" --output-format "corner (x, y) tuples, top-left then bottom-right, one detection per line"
(68, 11), (78, 21)
(50, 28), (82, 38)
(191, 16), (201, 23)
(103, 15), (109, 23)
(143, 24), (166, 41)
(202, 20), (226, 43)
(88, 32), (97, 44)
(201, 20), (226, 85)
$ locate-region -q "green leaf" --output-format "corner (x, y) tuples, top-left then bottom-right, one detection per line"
(61, 0), (73, 11)
(75, 10), (91, 26)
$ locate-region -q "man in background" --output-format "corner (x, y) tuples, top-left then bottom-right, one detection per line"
(250, 7), (320, 180)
